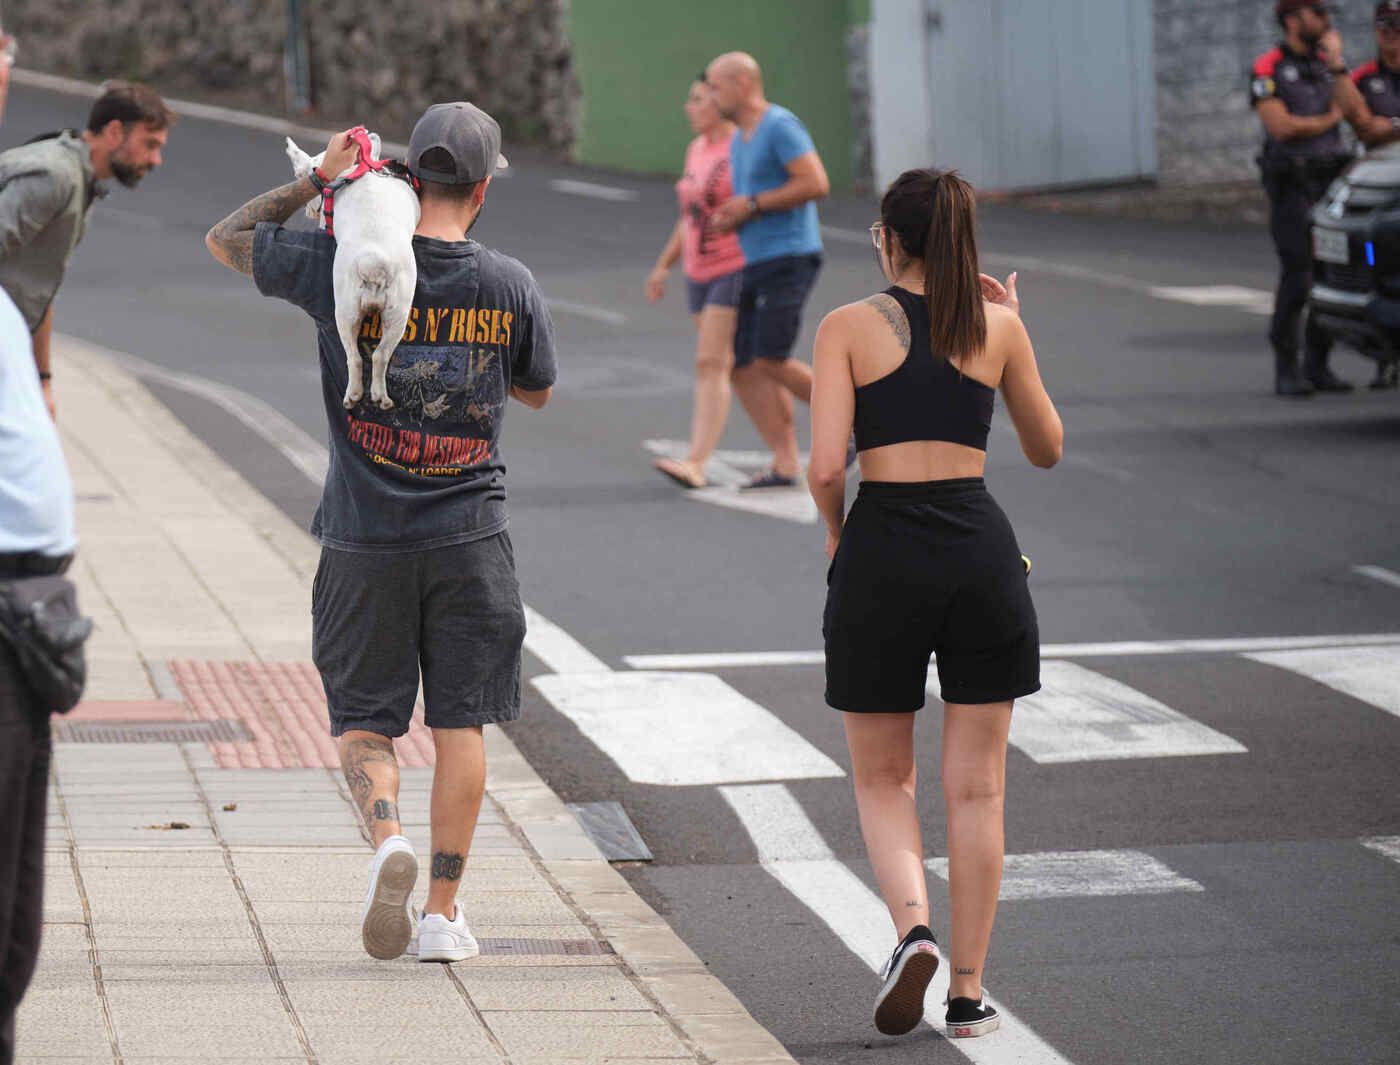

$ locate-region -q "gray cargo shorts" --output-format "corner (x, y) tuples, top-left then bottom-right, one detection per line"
(311, 531), (526, 738)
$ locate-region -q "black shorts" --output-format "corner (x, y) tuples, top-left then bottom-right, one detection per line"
(734, 253), (823, 368)
(312, 532), (527, 737)
(824, 479), (1040, 712)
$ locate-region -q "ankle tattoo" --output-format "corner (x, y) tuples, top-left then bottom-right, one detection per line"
(955, 967), (977, 976)
(431, 851), (465, 881)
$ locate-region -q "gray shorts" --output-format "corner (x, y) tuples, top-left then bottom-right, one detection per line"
(311, 532), (526, 737)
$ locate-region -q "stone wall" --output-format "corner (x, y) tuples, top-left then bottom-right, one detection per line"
(2, 0), (578, 149)
(1154, 0), (1373, 186)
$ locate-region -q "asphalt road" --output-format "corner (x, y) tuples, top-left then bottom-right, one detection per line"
(11, 82), (1400, 1065)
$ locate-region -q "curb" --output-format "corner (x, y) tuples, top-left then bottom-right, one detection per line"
(62, 337), (798, 1065)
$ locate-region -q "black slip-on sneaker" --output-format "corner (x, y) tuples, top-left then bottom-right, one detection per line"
(873, 924), (940, 1036)
(946, 993), (1000, 1038)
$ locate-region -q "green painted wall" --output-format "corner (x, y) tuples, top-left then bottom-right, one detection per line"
(567, 0), (856, 191)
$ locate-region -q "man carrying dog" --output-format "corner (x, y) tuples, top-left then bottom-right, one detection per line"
(205, 103), (555, 963)
(0, 81), (171, 417)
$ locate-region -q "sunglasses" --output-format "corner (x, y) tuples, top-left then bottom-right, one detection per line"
(1378, 17), (1400, 33)
(869, 221), (885, 249)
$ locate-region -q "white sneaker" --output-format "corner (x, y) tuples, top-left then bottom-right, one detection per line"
(405, 906), (420, 957)
(361, 835), (417, 960)
(416, 905), (480, 963)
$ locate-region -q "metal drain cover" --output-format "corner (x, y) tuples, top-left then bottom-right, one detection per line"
(477, 938), (613, 956)
(53, 719), (252, 743)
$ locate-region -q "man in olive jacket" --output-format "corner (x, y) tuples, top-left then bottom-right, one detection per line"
(0, 81), (171, 415)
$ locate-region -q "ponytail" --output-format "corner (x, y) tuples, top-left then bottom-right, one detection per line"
(923, 171), (985, 362)
(879, 167), (986, 362)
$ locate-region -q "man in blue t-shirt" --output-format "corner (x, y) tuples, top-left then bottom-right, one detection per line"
(707, 51), (830, 489)
(206, 103), (556, 966)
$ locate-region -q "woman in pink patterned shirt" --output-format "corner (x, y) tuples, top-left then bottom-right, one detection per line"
(646, 77), (746, 489)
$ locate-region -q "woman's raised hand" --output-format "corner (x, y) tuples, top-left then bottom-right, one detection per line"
(979, 271), (1020, 316)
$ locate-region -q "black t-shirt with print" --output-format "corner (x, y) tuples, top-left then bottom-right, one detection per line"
(253, 224), (557, 553)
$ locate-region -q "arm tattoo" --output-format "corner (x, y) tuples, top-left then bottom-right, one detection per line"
(431, 851), (465, 881)
(370, 799), (399, 823)
(205, 176), (317, 276)
(864, 293), (911, 349)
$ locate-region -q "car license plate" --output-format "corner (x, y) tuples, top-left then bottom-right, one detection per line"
(1313, 227), (1350, 265)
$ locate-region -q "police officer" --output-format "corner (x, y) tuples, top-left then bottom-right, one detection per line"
(1334, 0), (1400, 387)
(1251, 0), (1355, 396)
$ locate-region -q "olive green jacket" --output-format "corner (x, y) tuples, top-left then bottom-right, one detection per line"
(0, 131), (101, 333)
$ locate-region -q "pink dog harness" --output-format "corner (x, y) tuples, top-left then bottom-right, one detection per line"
(318, 126), (419, 238)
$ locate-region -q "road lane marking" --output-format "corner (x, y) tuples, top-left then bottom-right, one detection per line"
(721, 783), (1074, 1063)
(1354, 564), (1400, 591)
(925, 849), (1203, 900)
(1147, 285), (1273, 316)
(623, 632), (1400, 670)
(1361, 836), (1400, 865)
(954, 661), (1247, 764)
(1244, 645), (1400, 719)
(96, 346), (331, 485)
(522, 605), (611, 674)
(625, 650), (828, 670)
(532, 672), (844, 785)
(550, 178), (640, 202)
(11, 67), (415, 160)
(824, 230), (1272, 321)
(545, 299), (628, 326)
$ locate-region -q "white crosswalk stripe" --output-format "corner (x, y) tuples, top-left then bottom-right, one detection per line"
(1245, 645), (1400, 720)
(925, 849), (1203, 900)
(721, 783), (1075, 1064)
(931, 661), (1248, 763)
(1360, 836), (1400, 866)
(532, 672), (844, 786)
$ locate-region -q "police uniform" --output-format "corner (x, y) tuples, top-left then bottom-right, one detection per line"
(1351, 56), (1400, 115)
(1251, 17), (1352, 393)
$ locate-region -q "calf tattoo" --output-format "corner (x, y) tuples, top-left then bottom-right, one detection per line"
(432, 851), (465, 881)
(340, 735), (397, 826)
(370, 799), (399, 823)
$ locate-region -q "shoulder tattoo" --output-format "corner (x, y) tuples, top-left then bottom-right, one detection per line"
(863, 293), (910, 348)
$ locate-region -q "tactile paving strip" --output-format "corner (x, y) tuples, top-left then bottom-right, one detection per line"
(53, 719), (252, 744)
(168, 660), (436, 769)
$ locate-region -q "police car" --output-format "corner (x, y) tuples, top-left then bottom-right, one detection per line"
(1308, 145), (1400, 386)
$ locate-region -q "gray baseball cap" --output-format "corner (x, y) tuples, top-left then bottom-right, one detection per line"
(407, 102), (509, 184)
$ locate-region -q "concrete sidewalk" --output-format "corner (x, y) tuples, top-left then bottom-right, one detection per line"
(16, 339), (795, 1064)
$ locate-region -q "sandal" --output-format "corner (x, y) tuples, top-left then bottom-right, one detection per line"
(653, 457), (708, 490)
(740, 468), (799, 491)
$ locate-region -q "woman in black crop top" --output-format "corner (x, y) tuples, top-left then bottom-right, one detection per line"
(806, 168), (1062, 1039)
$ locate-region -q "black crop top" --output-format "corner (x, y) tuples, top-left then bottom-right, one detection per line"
(852, 286), (995, 452)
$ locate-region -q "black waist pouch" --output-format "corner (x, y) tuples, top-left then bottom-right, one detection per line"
(0, 576), (93, 714)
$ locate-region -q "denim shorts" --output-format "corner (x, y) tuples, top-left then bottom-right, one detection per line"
(312, 532), (526, 737)
(734, 253), (823, 367)
(685, 268), (743, 316)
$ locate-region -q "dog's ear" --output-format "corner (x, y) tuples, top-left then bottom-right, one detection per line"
(368, 132), (382, 160)
(285, 137), (314, 178)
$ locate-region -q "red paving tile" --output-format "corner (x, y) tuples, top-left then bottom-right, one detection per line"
(67, 700), (188, 721)
(168, 660), (435, 770)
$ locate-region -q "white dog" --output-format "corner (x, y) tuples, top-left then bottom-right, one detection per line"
(285, 133), (420, 410)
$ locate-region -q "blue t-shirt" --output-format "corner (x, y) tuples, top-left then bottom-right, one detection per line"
(730, 105), (824, 265)
(253, 224), (557, 553)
